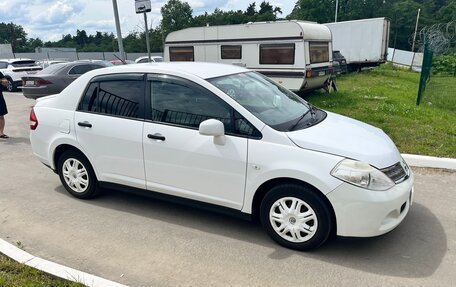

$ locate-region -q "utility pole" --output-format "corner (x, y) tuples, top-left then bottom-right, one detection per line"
(144, 13), (151, 62)
(410, 8), (421, 70)
(135, 0), (152, 62)
(112, 0), (125, 60)
(335, 0), (339, 22)
(411, 8), (421, 53)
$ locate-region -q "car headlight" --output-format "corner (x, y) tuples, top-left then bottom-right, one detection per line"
(401, 157), (411, 177)
(331, 159), (395, 191)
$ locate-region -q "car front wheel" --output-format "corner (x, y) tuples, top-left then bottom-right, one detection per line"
(260, 184), (333, 251)
(57, 149), (98, 199)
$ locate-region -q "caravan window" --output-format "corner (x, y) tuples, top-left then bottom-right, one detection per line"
(259, 44), (295, 65)
(169, 46), (194, 61)
(309, 42), (329, 64)
(221, 45), (242, 59)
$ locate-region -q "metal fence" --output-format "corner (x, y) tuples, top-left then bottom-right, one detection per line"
(415, 22), (455, 108)
(387, 48), (423, 72)
(0, 51), (163, 61)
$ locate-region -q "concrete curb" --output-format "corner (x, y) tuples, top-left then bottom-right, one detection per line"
(0, 239), (128, 287)
(402, 154), (456, 170)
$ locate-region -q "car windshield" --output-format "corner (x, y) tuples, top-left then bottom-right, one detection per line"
(333, 51), (343, 59)
(208, 72), (310, 130)
(153, 57), (163, 62)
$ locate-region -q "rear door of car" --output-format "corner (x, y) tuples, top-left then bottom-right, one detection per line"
(74, 73), (147, 189)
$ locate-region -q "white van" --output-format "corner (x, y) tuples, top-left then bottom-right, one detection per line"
(164, 21), (333, 92)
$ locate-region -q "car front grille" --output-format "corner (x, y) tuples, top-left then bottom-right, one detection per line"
(381, 162), (407, 183)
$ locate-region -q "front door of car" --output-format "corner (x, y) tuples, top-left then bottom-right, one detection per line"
(74, 74), (146, 189)
(143, 74), (249, 210)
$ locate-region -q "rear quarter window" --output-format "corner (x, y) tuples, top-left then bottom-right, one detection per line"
(78, 74), (145, 120)
(69, 64), (94, 75)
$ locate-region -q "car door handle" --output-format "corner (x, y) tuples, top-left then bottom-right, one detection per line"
(78, 121), (92, 128)
(147, 133), (165, 141)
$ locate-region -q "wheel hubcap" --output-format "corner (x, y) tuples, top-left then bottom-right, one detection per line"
(269, 197), (318, 243)
(62, 158), (89, 193)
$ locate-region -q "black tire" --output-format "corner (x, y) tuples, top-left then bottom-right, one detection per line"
(5, 77), (17, 92)
(57, 149), (99, 199)
(260, 184), (333, 251)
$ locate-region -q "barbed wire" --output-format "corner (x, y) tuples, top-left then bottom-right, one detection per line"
(410, 21), (456, 54)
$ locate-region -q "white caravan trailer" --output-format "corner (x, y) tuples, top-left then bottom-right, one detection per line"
(164, 21), (333, 92)
(325, 18), (390, 71)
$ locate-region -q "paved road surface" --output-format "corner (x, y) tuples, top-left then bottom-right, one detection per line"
(0, 92), (455, 286)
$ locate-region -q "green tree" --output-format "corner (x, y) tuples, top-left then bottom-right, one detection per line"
(437, 1), (456, 23)
(389, 0), (422, 50)
(245, 3), (257, 17)
(24, 38), (43, 52)
(0, 22), (28, 52)
(259, 1), (273, 14)
(287, 0), (335, 23)
(160, 0), (193, 37)
(75, 29), (88, 47)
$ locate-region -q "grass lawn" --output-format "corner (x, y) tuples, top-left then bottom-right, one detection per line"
(304, 64), (456, 158)
(0, 253), (84, 287)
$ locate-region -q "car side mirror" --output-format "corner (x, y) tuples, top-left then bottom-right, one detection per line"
(199, 119), (226, 145)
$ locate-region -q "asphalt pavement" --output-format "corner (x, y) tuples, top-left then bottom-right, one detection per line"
(0, 91), (455, 286)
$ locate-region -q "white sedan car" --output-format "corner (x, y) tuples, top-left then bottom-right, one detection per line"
(30, 62), (414, 250)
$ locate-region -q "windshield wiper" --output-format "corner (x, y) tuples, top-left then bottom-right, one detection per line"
(288, 110), (310, 131)
(288, 104), (318, 131)
(308, 103), (317, 119)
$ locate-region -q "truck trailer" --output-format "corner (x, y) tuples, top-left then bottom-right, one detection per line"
(324, 18), (390, 71)
(164, 21), (333, 92)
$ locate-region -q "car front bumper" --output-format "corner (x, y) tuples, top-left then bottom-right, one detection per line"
(326, 172), (414, 237)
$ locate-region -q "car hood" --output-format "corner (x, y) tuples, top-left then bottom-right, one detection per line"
(286, 112), (401, 168)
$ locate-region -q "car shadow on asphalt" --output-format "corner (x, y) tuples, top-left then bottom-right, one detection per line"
(54, 185), (446, 279)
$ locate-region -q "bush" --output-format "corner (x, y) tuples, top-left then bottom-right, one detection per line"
(432, 54), (456, 76)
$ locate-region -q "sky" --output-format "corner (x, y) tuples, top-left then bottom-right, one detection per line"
(0, 0), (295, 42)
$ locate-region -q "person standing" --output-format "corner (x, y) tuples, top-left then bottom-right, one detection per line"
(0, 71), (9, 139)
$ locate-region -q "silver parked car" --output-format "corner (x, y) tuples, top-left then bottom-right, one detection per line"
(22, 61), (106, 99)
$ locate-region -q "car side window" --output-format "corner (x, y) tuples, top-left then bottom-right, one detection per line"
(91, 64), (104, 71)
(78, 75), (144, 119)
(0, 62), (8, 69)
(149, 74), (261, 138)
(150, 75), (232, 131)
(69, 64), (93, 75)
(234, 111), (262, 138)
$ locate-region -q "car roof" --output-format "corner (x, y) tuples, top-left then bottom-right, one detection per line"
(90, 62), (249, 80)
(137, 56), (162, 59)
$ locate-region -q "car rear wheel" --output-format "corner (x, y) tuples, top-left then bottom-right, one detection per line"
(260, 184), (333, 251)
(5, 77), (17, 92)
(57, 149), (98, 199)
